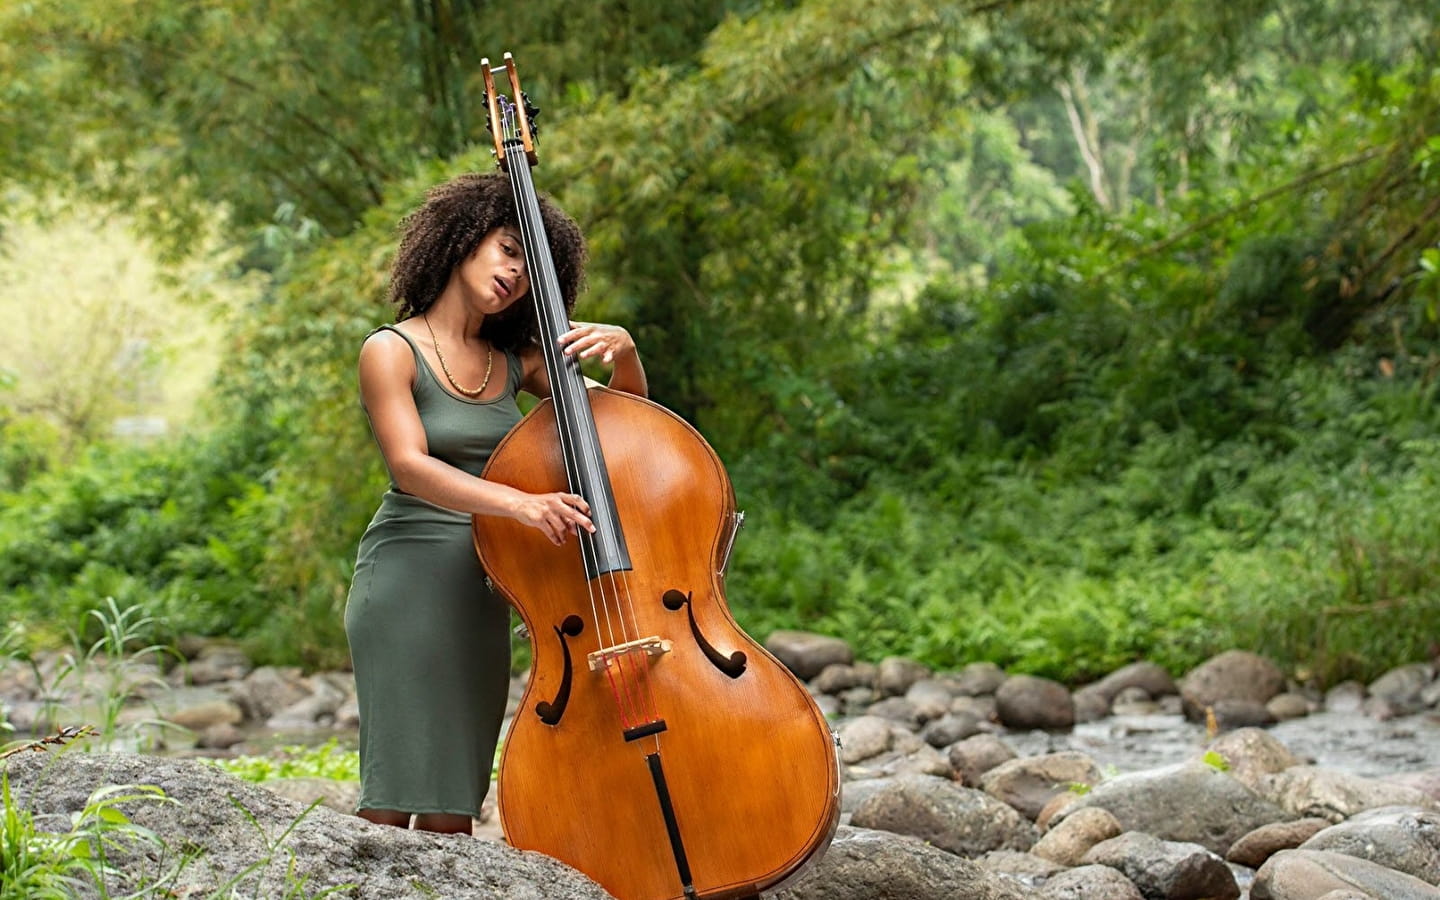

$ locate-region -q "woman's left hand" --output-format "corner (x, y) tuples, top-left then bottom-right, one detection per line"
(558, 322), (636, 365)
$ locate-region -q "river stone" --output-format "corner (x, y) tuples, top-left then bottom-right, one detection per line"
(849, 773), (1038, 857)
(1225, 817), (1330, 868)
(2, 752), (611, 899)
(1259, 765), (1439, 822)
(921, 711), (982, 747)
(979, 751), (1102, 821)
(1179, 650), (1285, 720)
(951, 662), (1007, 697)
(949, 733), (1018, 787)
(1323, 681), (1366, 713)
(1072, 684), (1113, 722)
(1386, 769), (1440, 804)
(906, 679), (955, 722)
(1082, 831), (1239, 899)
(837, 715), (893, 764)
(1032, 806), (1123, 866)
(996, 675), (1075, 731)
(977, 848), (1066, 885)
(765, 630), (853, 680)
(1300, 805), (1440, 885)
(183, 643), (255, 685)
(1203, 726), (1306, 792)
(1038, 864), (1144, 899)
(1369, 663), (1436, 713)
(1057, 761), (1289, 856)
(232, 665), (311, 720)
(772, 825), (1035, 900)
(1090, 662), (1179, 703)
(1252, 848), (1440, 899)
(1268, 692), (1314, 721)
(877, 656), (932, 698)
(811, 663), (868, 694)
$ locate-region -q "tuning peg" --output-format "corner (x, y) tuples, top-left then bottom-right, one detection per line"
(521, 92), (540, 136)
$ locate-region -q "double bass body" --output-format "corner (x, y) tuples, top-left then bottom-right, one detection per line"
(473, 387), (840, 900)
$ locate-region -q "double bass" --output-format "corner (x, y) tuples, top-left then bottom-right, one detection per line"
(470, 55), (840, 900)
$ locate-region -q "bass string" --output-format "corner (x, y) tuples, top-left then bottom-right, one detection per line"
(508, 143), (663, 740)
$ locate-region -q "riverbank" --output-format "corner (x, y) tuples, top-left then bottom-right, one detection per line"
(4, 632), (1439, 898)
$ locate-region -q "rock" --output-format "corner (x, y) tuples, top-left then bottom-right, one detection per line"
(2, 752), (611, 899)
(921, 711), (982, 747)
(1259, 765), (1439, 823)
(811, 663), (868, 694)
(977, 848), (1064, 887)
(1179, 650), (1286, 721)
(1090, 662), (1179, 703)
(232, 666), (311, 721)
(876, 657), (932, 698)
(1225, 817), (1331, 868)
(165, 699), (245, 731)
(266, 675), (348, 730)
(905, 679), (955, 722)
(979, 751), (1102, 821)
(1299, 805), (1440, 885)
(865, 696), (923, 728)
(1038, 864), (1144, 898)
(1368, 664), (1436, 714)
(1324, 681), (1366, 713)
(765, 630), (853, 681)
(183, 644), (255, 686)
(1036, 791), (1081, 831)
(1059, 761), (1290, 856)
(951, 662), (1008, 697)
(772, 825), (1036, 900)
(1032, 807), (1123, 866)
(1252, 848), (1440, 899)
(837, 715), (892, 764)
(198, 722), (247, 750)
(952, 694), (999, 722)
(1210, 698), (1279, 730)
(849, 773), (1038, 857)
(995, 675), (1075, 731)
(1203, 726), (1306, 792)
(1385, 769), (1440, 804)
(1083, 831), (1239, 899)
(1268, 692), (1315, 721)
(1072, 685), (1113, 722)
(949, 733), (1018, 787)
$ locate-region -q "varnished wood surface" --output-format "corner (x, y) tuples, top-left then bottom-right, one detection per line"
(473, 388), (839, 900)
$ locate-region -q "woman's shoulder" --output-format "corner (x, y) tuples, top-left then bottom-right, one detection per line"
(359, 324), (421, 377)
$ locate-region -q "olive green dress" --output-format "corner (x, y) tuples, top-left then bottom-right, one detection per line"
(344, 324), (522, 817)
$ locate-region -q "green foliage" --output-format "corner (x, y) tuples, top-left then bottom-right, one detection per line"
(1201, 750), (1231, 772)
(212, 740), (360, 784)
(2, 0), (1440, 689)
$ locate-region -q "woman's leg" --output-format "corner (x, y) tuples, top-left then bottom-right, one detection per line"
(358, 808), (411, 828)
(413, 813), (473, 834)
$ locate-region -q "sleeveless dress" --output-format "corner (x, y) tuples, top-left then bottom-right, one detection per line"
(344, 324), (523, 817)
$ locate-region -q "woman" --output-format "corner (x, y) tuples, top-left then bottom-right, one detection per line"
(344, 172), (647, 835)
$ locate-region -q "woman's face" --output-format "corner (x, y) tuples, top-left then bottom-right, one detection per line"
(458, 225), (528, 313)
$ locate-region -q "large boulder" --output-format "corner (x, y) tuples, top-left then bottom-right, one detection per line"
(1057, 761), (1290, 856)
(3, 752), (612, 899)
(1179, 650), (1286, 721)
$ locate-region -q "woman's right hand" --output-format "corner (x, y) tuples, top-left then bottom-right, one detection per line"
(511, 490), (595, 545)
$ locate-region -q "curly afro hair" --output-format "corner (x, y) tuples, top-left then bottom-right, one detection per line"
(387, 172), (587, 351)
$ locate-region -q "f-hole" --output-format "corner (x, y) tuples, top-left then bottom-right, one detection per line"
(662, 590), (746, 679)
(534, 615), (585, 725)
